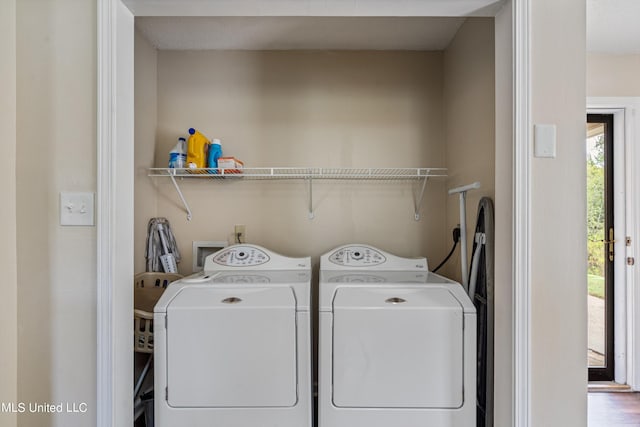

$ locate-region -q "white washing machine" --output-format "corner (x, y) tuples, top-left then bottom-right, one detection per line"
(318, 244), (476, 427)
(154, 244), (312, 427)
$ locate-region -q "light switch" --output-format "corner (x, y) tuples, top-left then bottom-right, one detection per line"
(534, 124), (557, 158)
(60, 192), (95, 226)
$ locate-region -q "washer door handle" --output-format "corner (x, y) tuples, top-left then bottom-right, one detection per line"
(222, 297), (242, 304)
(385, 297), (406, 304)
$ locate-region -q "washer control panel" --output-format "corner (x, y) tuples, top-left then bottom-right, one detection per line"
(213, 246), (270, 267)
(329, 246), (386, 267)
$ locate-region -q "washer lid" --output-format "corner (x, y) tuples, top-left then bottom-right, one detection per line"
(332, 287), (464, 409)
(166, 285), (296, 310)
(165, 286), (298, 408)
(155, 270), (312, 312)
(319, 271), (475, 313)
(332, 286), (462, 310)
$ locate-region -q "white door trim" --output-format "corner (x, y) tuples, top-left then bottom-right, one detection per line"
(513, 0), (531, 425)
(96, 1), (532, 425)
(588, 97), (640, 389)
(97, 0), (135, 426)
(96, 1), (115, 424)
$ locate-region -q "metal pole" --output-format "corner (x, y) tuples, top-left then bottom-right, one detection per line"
(448, 181), (480, 291)
(459, 191), (469, 290)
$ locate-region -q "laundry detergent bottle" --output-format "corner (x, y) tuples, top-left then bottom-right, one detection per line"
(207, 139), (223, 171)
(168, 137), (187, 169)
(186, 128), (211, 169)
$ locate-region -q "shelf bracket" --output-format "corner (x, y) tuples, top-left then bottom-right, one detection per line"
(169, 174), (193, 221)
(307, 176), (315, 220)
(413, 176), (429, 221)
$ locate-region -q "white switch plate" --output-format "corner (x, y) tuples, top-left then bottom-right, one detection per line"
(60, 192), (95, 226)
(534, 124), (557, 158)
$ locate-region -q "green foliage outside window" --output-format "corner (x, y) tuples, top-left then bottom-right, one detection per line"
(587, 134), (605, 278)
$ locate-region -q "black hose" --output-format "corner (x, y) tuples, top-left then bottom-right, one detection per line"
(432, 240), (458, 273)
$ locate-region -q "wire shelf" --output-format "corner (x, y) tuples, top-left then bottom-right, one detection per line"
(148, 167), (447, 180)
(148, 166), (447, 221)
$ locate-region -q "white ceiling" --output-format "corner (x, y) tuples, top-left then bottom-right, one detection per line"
(130, 0), (505, 51)
(587, 0), (640, 53)
(133, 0), (640, 53)
(125, 0), (505, 18)
(135, 16), (466, 50)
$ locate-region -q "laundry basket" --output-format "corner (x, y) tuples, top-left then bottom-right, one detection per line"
(134, 272), (182, 353)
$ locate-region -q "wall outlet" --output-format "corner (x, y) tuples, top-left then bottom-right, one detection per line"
(234, 225), (246, 243)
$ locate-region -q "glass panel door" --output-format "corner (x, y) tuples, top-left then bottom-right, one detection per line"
(586, 114), (614, 381)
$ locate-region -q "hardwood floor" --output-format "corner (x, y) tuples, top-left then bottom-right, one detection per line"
(589, 392), (640, 427)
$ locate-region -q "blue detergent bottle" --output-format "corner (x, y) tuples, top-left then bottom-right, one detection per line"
(207, 138), (222, 172)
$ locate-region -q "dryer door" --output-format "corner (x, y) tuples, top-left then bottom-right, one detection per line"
(332, 287), (464, 408)
(165, 286), (297, 408)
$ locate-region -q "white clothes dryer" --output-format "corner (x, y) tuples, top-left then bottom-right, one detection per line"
(154, 244), (312, 427)
(318, 244), (476, 427)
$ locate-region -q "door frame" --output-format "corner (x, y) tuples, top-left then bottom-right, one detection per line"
(97, 0), (533, 425)
(588, 98), (640, 389)
(97, 1), (135, 425)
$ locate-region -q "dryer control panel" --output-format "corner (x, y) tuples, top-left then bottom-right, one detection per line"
(213, 246), (270, 267)
(329, 246), (386, 267)
(321, 244), (428, 271)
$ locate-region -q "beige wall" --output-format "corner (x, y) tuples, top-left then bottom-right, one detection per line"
(16, 0), (97, 425)
(442, 18), (495, 281)
(135, 31), (159, 273)
(493, 2), (513, 426)
(0, 0), (18, 425)
(531, 0), (587, 425)
(151, 50), (448, 272)
(442, 17), (502, 426)
(587, 53), (640, 96)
